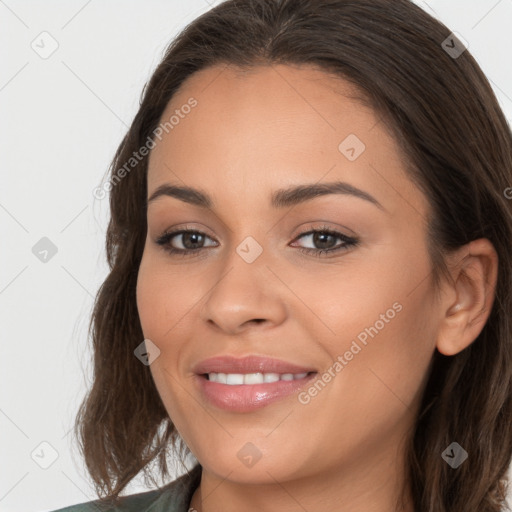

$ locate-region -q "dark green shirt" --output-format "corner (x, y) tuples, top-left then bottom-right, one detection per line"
(50, 465), (201, 512)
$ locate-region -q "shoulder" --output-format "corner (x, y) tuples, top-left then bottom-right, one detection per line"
(50, 487), (164, 512)
(49, 465), (202, 512)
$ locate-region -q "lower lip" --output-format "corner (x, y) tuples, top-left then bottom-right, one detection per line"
(195, 373), (317, 412)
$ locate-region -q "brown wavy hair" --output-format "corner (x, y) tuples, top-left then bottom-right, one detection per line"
(75, 0), (512, 509)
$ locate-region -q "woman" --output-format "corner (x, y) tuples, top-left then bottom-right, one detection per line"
(53, 0), (512, 510)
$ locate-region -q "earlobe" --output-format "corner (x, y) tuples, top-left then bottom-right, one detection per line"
(435, 238), (498, 357)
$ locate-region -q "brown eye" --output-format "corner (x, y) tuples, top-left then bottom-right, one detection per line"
(155, 226), (359, 259)
(156, 229), (217, 256)
(178, 232), (206, 250)
(291, 228), (359, 258)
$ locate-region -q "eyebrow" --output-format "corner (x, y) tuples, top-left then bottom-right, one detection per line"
(147, 181), (385, 211)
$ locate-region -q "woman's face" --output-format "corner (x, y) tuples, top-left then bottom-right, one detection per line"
(136, 64), (444, 487)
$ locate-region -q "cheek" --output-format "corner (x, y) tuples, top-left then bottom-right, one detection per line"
(136, 259), (164, 339)
(136, 253), (200, 436)
(136, 251), (202, 340)
(309, 245), (437, 407)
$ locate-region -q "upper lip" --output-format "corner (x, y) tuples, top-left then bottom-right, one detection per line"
(193, 355), (317, 375)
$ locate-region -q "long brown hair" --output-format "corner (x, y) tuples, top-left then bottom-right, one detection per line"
(76, 1), (512, 510)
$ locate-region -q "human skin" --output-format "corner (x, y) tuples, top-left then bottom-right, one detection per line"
(136, 64), (498, 512)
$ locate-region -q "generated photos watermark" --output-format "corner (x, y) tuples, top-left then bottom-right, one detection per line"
(93, 97), (198, 200)
(298, 301), (403, 405)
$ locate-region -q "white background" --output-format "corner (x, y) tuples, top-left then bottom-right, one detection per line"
(1, 1), (512, 511)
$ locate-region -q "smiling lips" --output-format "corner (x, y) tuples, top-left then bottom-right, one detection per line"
(207, 371), (309, 384)
(193, 355), (318, 412)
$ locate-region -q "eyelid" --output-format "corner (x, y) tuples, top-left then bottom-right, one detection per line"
(290, 221), (356, 239)
(154, 223), (217, 239)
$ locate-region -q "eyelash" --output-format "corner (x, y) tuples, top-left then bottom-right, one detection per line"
(155, 225), (359, 259)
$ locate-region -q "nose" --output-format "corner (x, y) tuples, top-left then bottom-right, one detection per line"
(198, 248), (288, 336)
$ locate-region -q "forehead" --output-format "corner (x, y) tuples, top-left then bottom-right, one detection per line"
(147, 63), (428, 221)
(149, 63), (378, 169)
(153, 63), (376, 146)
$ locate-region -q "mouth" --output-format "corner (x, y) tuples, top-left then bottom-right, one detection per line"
(201, 371), (316, 384)
(195, 369), (318, 413)
(192, 354), (319, 412)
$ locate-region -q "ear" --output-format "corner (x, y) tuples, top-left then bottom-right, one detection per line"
(436, 238), (499, 356)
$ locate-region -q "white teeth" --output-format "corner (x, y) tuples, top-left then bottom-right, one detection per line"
(226, 373), (245, 385)
(207, 372), (310, 384)
(244, 373), (264, 384)
(209, 372), (226, 384)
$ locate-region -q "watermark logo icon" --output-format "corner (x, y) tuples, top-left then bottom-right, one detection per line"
(32, 237), (58, 263)
(31, 441), (59, 469)
(338, 134), (366, 161)
(236, 236), (263, 264)
(237, 442), (262, 468)
(31, 31), (59, 59)
(441, 442), (468, 468)
(441, 32), (468, 59)
(134, 339), (161, 366)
